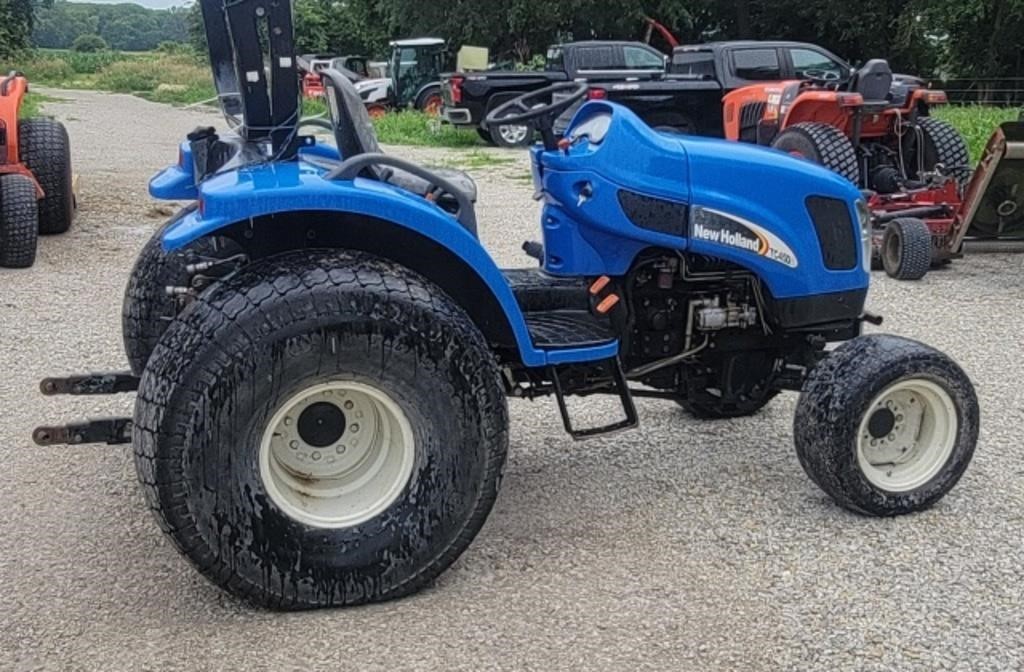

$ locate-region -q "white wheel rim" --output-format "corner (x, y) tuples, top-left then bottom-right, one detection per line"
(259, 381), (415, 528)
(856, 378), (957, 492)
(498, 123), (528, 144)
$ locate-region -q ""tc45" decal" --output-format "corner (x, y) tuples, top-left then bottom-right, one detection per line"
(690, 206), (799, 268)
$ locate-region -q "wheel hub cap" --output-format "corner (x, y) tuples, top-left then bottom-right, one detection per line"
(259, 381), (415, 528)
(856, 379), (957, 492)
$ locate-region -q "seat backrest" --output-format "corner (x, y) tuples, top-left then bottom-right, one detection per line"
(851, 59), (893, 102)
(322, 68), (382, 160)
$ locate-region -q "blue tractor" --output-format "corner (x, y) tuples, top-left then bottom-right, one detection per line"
(35, 0), (979, 609)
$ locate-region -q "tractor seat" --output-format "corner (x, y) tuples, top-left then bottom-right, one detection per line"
(849, 59), (893, 111)
(321, 69), (478, 203)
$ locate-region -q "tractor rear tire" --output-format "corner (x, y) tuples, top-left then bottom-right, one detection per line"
(916, 117), (971, 188)
(770, 122), (860, 186)
(794, 334), (978, 517)
(881, 217), (932, 280)
(122, 208), (241, 375)
(0, 174), (39, 268)
(19, 118), (74, 235)
(133, 250), (508, 609)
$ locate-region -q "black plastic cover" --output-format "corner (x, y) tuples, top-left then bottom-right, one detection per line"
(806, 196), (858, 270)
(618, 191), (688, 236)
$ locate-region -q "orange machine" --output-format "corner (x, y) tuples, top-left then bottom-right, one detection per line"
(722, 59), (966, 194)
(0, 71), (75, 268)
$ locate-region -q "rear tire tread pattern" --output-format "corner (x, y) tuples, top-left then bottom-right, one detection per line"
(771, 122), (860, 185)
(19, 118), (74, 235)
(133, 250), (509, 609)
(917, 116), (971, 187)
(0, 174), (39, 268)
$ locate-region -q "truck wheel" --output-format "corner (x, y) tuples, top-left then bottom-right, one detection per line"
(134, 250), (509, 609)
(0, 174), (39, 268)
(122, 208), (241, 375)
(914, 117), (971, 187)
(881, 217), (932, 280)
(19, 118), (74, 235)
(489, 110), (534, 148)
(794, 334), (978, 516)
(770, 122), (860, 186)
(415, 86), (444, 116)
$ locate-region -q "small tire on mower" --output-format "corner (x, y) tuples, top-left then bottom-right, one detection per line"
(0, 173), (39, 268)
(770, 122), (860, 185)
(915, 117), (971, 188)
(881, 217), (932, 280)
(793, 334), (978, 517)
(122, 208), (241, 375)
(133, 250), (509, 609)
(19, 118), (74, 235)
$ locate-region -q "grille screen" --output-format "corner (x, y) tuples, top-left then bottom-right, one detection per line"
(618, 191), (688, 236)
(806, 196), (858, 270)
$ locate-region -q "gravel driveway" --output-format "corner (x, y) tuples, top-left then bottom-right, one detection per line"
(2, 88), (1023, 671)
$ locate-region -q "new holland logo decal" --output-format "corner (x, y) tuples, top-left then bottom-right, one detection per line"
(690, 206), (799, 268)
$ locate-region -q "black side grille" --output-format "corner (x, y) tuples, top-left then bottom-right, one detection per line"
(618, 191), (688, 236)
(806, 196), (858, 270)
(739, 102), (766, 142)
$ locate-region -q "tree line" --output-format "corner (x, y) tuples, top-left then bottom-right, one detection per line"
(286, 0), (1023, 81)
(2, 0), (1021, 83)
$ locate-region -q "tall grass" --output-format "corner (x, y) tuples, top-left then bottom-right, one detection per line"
(933, 105), (1022, 163)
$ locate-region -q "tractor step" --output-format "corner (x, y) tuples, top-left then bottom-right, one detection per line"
(33, 418), (133, 446)
(525, 310), (614, 349)
(40, 371), (139, 396)
(551, 357), (637, 440)
(503, 268), (590, 312)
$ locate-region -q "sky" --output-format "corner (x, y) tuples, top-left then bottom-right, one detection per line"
(76, 0), (189, 9)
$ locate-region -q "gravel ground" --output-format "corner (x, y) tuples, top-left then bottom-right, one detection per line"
(2, 88), (1023, 671)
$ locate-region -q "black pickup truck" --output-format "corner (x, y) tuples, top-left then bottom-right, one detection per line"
(443, 39), (877, 147)
(441, 41), (722, 147)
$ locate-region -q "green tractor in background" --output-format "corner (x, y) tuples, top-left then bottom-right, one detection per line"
(357, 38), (449, 117)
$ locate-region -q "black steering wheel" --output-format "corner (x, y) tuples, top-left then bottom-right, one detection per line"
(485, 82), (590, 150)
(802, 69), (843, 87)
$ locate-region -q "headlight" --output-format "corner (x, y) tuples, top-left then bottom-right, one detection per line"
(856, 199), (872, 272)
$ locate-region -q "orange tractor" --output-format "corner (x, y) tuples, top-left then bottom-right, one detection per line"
(0, 71), (75, 268)
(720, 59), (1024, 280)
(723, 59), (967, 195)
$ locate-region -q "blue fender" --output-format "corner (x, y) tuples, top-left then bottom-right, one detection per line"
(158, 160), (569, 367)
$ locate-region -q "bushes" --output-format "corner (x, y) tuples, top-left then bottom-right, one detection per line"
(94, 53), (209, 94)
(72, 35), (108, 53)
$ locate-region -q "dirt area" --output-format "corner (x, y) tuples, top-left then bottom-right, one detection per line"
(2, 88), (1023, 671)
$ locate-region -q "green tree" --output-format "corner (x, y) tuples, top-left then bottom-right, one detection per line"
(72, 33), (108, 52)
(0, 0), (36, 58)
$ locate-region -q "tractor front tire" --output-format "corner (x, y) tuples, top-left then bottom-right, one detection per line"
(794, 335), (978, 517)
(770, 122), (860, 185)
(881, 217), (932, 280)
(133, 250), (509, 609)
(19, 118), (74, 235)
(122, 208), (241, 375)
(0, 174), (39, 268)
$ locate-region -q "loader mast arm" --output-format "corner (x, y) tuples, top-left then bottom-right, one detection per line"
(200, 0), (300, 159)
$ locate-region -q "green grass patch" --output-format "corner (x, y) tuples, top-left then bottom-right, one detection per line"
(440, 149), (517, 171)
(371, 111), (484, 148)
(934, 105), (1021, 164)
(18, 91), (63, 119)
